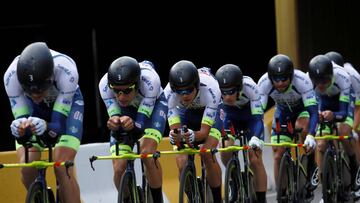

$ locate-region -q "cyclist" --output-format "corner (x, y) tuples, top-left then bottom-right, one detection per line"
(98, 56), (167, 203)
(215, 64), (267, 203)
(309, 54), (360, 197)
(4, 42), (83, 203)
(258, 54), (318, 200)
(165, 60), (222, 202)
(325, 51), (360, 163)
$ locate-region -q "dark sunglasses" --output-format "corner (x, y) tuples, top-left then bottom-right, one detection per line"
(174, 87), (194, 95)
(221, 88), (238, 96)
(272, 76), (289, 83)
(110, 84), (136, 95)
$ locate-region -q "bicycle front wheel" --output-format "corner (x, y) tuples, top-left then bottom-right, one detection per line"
(297, 154), (308, 202)
(118, 171), (139, 203)
(26, 182), (45, 203)
(179, 164), (200, 203)
(277, 154), (295, 203)
(224, 159), (244, 203)
(322, 149), (338, 202)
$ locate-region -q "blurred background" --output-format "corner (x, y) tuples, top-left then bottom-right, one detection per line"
(0, 0), (359, 151)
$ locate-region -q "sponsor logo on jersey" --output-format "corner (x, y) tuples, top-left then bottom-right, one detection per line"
(5, 70), (16, 86)
(73, 111), (83, 121)
(75, 100), (84, 106)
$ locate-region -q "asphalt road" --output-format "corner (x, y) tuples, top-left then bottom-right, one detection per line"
(266, 185), (360, 203)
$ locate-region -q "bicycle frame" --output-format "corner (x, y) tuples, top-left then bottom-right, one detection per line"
(318, 121), (352, 202)
(90, 139), (154, 203)
(26, 142), (55, 203)
(222, 130), (256, 202)
(0, 140), (73, 203)
(222, 129), (255, 203)
(267, 118), (308, 203)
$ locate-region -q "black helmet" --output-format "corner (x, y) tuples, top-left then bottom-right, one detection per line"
(267, 54), (294, 82)
(107, 56), (140, 87)
(17, 42), (54, 93)
(169, 60), (199, 90)
(308, 55), (333, 84)
(325, 51), (344, 66)
(215, 64), (243, 91)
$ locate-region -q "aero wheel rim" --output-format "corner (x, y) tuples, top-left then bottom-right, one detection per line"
(182, 171), (197, 203)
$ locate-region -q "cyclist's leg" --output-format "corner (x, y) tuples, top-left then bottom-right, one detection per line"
(53, 89), (83, 203)
(219, 104), (237, 166)
(200, 111), (222, 202)
(140, 138), (163, 202)
(54, 146), (80, 203)
(270, 107), (292, 186)
(220, 138), (235, 166)
(249, 150), (267, 202)
(201, 134), (222, 202)
(246, 109), (267, 203)
(16, 141), (42, 189)
(339, 121), (360, 191)
(296, 114), (318, 185)
(140, 94), (167, 202)
(109, 137), (131, 190)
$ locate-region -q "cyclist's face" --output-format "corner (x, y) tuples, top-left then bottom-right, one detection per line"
(175, 86), (197, 106)
(30, 91), (48, 104)
(273, 78), (290, 92)
(112, 84), (137, 107)
(221, 88), (238, 105)
(315, 80), (331, 93)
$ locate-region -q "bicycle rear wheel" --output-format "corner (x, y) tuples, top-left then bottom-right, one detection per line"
(277, 154), (295, 203)
(179, 164), (201, 203)
(322, 149), (338, 202)
(26, 182), (45, 203)
(118, 171), (139, 203)
(224, 159), (244, 203)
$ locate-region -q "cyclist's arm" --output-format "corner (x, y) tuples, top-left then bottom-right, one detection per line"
(257, 73), (271, 110)
(331, 101), (348, 122)
(306, 105), (319, 135)
(354, 105), (360, 133)
(247, 78), (265, 139)
(301, 88), (319, 136)
(45, 111), (67, 137)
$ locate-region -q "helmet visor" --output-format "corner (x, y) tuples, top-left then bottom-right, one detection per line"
(220, 87), (239, 96)
(272, 75), (289, 83)
(173, 86), (195, 95)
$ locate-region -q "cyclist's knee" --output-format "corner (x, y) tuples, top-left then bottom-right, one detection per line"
(273, 150), (283, 163)
(249, 155), (263, 166)
(21, 168), (37, 188)
(176, 156), (187, 172)
(140, 146), (157, 155)
(200, 153), (218, 167)
(317, 140), (327, 153)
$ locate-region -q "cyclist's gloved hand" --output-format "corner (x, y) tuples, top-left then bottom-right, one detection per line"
(248, 136), (264, 150)
(28, 117), (47, 136)
(10, 117), (28, 137)
(304, 135), (316, 150)
(185, 129), (195, 146)
(169, 129), (178, 145)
